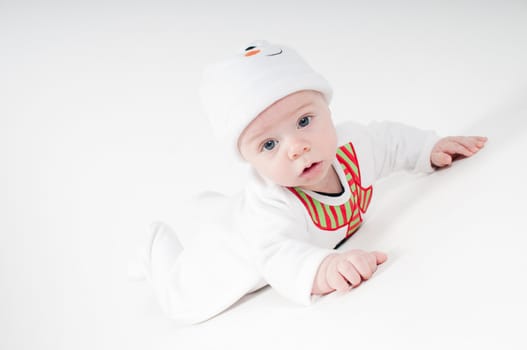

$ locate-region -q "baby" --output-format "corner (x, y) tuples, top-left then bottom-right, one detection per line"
(140, 40), (487, 324)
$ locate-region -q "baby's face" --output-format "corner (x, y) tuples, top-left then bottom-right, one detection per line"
(238, 90), (338, 191)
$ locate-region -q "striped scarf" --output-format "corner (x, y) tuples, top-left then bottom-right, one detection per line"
(288, 142), (373, 238)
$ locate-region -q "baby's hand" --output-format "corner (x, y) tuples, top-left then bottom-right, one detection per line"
(312, 250), (387, 295)
(430, 136), (488, 168)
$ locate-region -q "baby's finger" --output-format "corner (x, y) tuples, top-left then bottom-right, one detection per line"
(431, 152), (452, 167)
(347, 254), (374, 280)
(442, 141), (473, 157)
(472, 136), (488, 148)
(373, 251), (388, 265)
(365, 252), (378, 272)
(473, 136), (488, 142)
(326, 271), (349, 292)
(456, 136), (487, 153)
(337, 260), (362, 287)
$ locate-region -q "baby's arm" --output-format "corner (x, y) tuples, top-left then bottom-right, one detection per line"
(430, 136), (487, 168)
(312, 250), (388, 295)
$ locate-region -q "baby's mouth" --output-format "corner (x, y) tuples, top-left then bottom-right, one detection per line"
(301, 161), (321, 175)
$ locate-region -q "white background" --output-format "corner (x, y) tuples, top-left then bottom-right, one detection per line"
(2, 1), (527, 349)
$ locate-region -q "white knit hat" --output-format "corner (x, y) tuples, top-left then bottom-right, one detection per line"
(200, 40), (333, 161)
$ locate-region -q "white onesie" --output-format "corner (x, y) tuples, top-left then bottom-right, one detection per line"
(148, 120), (439, 324)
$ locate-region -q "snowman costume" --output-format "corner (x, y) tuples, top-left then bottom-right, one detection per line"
(144, 41), (439, 324)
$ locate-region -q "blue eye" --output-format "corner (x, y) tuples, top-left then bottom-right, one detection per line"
(262, 140), (277, 151)
(298, 116), (311, 128)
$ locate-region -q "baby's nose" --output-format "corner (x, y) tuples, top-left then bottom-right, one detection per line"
(289, 142), (311, 160)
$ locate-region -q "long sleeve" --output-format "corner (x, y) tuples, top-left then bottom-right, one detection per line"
(238, 177), (334, 305)
(336, 121), (440, 182)
(256, 234), (333, 305)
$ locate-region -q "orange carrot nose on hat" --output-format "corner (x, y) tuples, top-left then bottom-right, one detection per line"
(200, 40), (333, 162)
